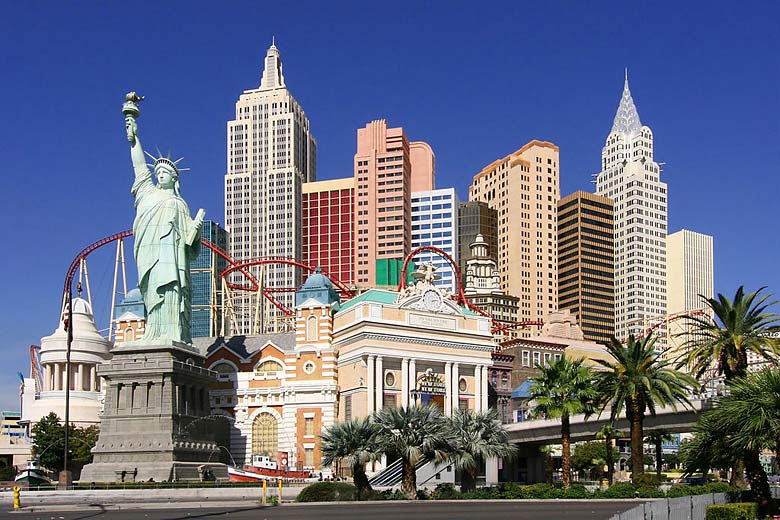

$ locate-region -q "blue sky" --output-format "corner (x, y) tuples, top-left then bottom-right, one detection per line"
(1, 1), (778, 410)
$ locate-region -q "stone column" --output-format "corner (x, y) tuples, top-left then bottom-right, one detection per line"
(452, 363), (459, 412)
(90, 366), (97, 391)
(481, 366), (489, 412)
(44, 364), (51, 391)
(366, 355), (375, 415)
(54, 363), (61, 391)
(401, 358), (409, 408)
(375, 355), (384, 412)
(408, 359), (417, 405)
(486, 457), (499, 485)
(444, 362), (452, 415)
(474, 365), (482, 412)
(76, 363), (84, 391)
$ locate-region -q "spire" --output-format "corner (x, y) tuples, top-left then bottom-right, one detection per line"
(259, 39), (285, 90)
(610, 68), (641, 136)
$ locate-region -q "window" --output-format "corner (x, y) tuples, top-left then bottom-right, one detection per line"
(124, 327), (135, 342)
(255, 360), (283, 375)
(252, 413), (278, 457)
(304, 448), (314, 467)
(458, 378), (467, 392)
(533, 352), (541, 366)
(344, 395), (352, 421)
(383, 393), (397, 409)
(211, 362), (235, 374)
(303, 361), (316, 375)
(459, 398), (468, 411)
(306, 315), (318, 341)
(384, 371), (396, 387)
(544, 353), (552, 366)
(522, 351), (530, 367)
(304, 417), (314, 437)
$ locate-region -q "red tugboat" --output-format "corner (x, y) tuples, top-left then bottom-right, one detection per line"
(228, 455), (312, 483)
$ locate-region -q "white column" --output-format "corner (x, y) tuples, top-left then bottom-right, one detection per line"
(401, 358), (409, 408)
(375, 355), (384, 412)
(408, 359), (417, 405)
(474, 365), (482, 412)
(486, 457), (499, 484)
(444, 362), (452, 415)
(76, 363), (84, 391)
(90, 365), (97, 391)
(452, 363), (459, 412)
(366, 355), (375, 415)
(44, 364), (51, 391)
(54, 363), (61, 391)
(481, 366), (489, 411)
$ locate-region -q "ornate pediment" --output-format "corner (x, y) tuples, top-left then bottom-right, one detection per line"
(396, 262), (459, 315)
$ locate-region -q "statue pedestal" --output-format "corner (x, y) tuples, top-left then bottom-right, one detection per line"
(79, 342), (229, 483)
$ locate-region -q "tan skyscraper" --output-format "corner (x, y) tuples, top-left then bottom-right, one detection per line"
(557, 191), (615, 345)
(225, 42), (316, 334)
(469, 140), (560, 333)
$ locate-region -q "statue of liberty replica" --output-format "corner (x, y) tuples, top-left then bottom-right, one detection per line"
(124, 92), (204, 345)
(80, 93), (228, 483)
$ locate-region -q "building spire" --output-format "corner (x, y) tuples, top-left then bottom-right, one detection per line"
(260, 39), (285, 90)
(611, 68), (641, 136)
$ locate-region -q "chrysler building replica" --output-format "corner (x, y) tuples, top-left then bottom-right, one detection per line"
(225, 41), (317, 334)
(595, 72), (668, 345)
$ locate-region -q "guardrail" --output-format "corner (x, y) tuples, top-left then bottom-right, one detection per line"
(609, 492), (731, 520)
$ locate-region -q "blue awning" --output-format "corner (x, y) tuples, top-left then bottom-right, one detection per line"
(511, 380), (533, 399)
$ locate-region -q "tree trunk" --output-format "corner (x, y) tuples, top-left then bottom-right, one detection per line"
(352, 462), (372, 500)
(605, 434), (614, 486)
(730, 459), (747, 488)
(400, 459), (417, 500)
(655, 438), (663, 480)
(461, 467), (477, 493)
(629, 404), (644, 483)
(544, 449), (553, 485)
(743, 449), (775, 516)
(561, 415), (571, 489)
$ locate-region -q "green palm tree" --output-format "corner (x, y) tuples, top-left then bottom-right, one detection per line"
(682, 368), (780, 515)
(596, 422), (625, 485)
(528, 356), (597, 488)
(373, 404), (454, 500)
(595, 334), (696, 483)
(320, 417), (379, 499)
(644, 429), (673, 480)
(446, 408), (516, 492)
(678, 286), (780, 381)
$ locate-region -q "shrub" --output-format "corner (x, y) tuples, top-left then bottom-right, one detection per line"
(704, 482), (733, 494)
(633, 473), (662, 489)
(560, 483), (591, 499)
(522, 483), (558, 499)
(598, 482), (638, 499)
(431, 483), (460, 499)
(296, 481), (357, 502)
(705, 503), (758, 520)
(497, 482), (524, 499)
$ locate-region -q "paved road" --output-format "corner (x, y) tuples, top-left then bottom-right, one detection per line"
(4, 500), (643, 520)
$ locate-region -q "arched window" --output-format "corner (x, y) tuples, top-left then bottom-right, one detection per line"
(125, 327), (135, 342)
(255, 360), (283, 375)
(252, 413), (278, 457)
(212, 362), (235, 375)
(306, 315), (318, 341)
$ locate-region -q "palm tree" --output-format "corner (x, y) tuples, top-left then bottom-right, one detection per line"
(320, 417), (379, 499)
(373, 404), (454, 500)
(596, 422), (624, 485)
(682, 368), (780, 515)
(644, 429), (673, 480)
(595, 334), (696, 484)
(446, 408), (516, 492)
(528, 356), (597, 488)
(678, 286), (780, 381)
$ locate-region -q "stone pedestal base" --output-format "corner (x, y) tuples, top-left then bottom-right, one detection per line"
(79, 341), (229, 482)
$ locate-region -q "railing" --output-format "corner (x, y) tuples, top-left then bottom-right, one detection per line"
(609, 492), (731, 520)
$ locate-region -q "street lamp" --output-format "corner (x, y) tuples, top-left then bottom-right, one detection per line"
(59, 283), (76, 488)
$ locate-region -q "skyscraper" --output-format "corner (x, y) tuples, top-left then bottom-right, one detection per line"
(469, 140), (560, 335)
(557, 191), (615, 345)
(192, 220), (229, 338)
(595, 73), (667, 343)
(411, 188), (459, 292)
(666, 229), (714, 315)
(353, 119), (434, 288)
(225, 42), (316, 334)
(458, 201), (498, 288)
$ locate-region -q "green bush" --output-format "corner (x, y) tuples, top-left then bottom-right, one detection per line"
(598, 482), (638, 499)
(522, 483), (559, 499)
(296, 482), (357, 502)
(633, 473), (662, 489)
(704, 482), (732, 494)
(497, 482), (524, 499)
(431, 483), (460, 499)
(560, 483), (591, 499)
(666, 484), (710, 498)
(705, 503), (758, 520)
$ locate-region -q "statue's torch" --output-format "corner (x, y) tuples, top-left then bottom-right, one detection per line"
(122, 92), (144, 143)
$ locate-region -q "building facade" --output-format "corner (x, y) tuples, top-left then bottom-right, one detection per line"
(594, 74), (668, 344)
(411, 188), (459, 293)
(469, 141), (560, 336)
(458, 201), (498, 287)
(225, 42), (317, 334)
(302, 178), (355, 286)
(192, 220), (229, 338)
(354, 119), (434, 288)
(557, 191), (615, 344)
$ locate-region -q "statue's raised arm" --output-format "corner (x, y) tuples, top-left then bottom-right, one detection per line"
(123, 92), (148, 178)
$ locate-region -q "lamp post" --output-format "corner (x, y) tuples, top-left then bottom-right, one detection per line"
(59, 285), (75, 488)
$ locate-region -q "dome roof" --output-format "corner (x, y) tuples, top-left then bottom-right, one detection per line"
(301, 269), (333, 290)
(40, 296), (112, 361)
(120, 288), (143, 305)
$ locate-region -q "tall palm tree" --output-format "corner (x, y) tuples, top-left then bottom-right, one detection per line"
(373, 404), (454, 500)
(644, 429), (673, 480)
(595, 334), (696, 483)
(682, 368), (780, 515)
(320, 417), (379, 499)
(678, 286), (780, 381)
(528, 356), (597, 488)
(446, 408), (516, 492)
(596, 422), (624, 485)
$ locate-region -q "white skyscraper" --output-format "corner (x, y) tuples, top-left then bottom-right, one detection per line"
(225, 42), (316, 334)
(595, 73), (668, 343)
(667, 229), (714, 315)
(411, 188), (459, 292)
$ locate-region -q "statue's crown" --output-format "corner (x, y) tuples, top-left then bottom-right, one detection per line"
(145, 150), (190, 174)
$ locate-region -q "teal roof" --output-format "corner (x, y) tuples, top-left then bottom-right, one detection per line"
(336, 289), (398, 314)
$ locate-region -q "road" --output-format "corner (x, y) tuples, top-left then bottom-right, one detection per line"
(4, 500), (643, 519)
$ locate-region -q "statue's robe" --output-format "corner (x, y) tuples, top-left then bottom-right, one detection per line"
(132, 169), (199, 344)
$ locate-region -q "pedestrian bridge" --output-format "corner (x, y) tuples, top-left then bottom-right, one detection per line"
(504, 397), (714, 446)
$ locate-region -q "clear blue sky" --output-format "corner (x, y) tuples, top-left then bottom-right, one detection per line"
(1, 1), (778, 410)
